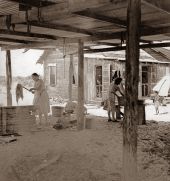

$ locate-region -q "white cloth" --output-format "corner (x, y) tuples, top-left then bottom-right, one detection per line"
(153, 76), (170, 96)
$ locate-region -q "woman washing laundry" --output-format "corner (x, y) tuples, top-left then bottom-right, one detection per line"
(30, 73), (50, 126)
(108, 77), (124, 122)
(104, 71), (118, 121)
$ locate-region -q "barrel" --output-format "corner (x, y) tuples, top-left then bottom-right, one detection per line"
(52, 106), (64, 117)
(0, 105), (35, 135)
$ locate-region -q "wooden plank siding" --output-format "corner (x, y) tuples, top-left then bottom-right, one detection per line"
(40, 50), (170, 103)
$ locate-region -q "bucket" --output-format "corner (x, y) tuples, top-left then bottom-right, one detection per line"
(52, 106), (64, 117)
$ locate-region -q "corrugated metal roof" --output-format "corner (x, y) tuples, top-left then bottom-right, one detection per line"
(144, 48), (170, 62)
(37, 49), (170, 64)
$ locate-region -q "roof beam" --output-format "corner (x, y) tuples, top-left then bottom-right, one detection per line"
(141, 26), (170, 37)
(95, 41), (121, 46)
(74, 9), (126, 28)
(142, 0), (170, 14)
(0, 0), (114, 25)
(140, 39), (152, 43)
(1, 40), (62, 50)
(8, 0), (55, 8)
(20, 21), (114, 37)
(0, 37), (32, 44)
(83, 26), (170, 42)
(85, 42), (170, 53)
(0, 29), (57, 40)
(1, 26), (170, 50)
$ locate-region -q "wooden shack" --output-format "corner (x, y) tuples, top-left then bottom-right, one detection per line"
(37, 49), (170, 103)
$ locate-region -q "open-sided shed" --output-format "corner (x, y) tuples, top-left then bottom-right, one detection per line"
(0, 0), (170, 181)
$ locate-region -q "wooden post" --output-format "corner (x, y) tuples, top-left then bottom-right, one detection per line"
(123, 0), (141, 181)
(77, 40), (85, 130)
(138, 64), (142, 99)
(69, 54), (74, 101)
(6, 50), (12, 106)
(43, 60), (47, 84)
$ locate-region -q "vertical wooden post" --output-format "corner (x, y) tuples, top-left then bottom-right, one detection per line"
(6, 50), (12, 106)
(43, 60), (46, 84)
(69, 54), (74, 101)
(77, 40), (85, 130)
(123, 0), (141, 181)
(138, 64), (142, 99)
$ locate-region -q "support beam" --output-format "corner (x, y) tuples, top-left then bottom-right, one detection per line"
(8, 0), (55, 7)
(75, 9), (126, 28)
(85, 42), (170, 53)
(68, 54), (74, 101)
(77, 39), (85, 130)
(0, 37), (33, 44)
(140, 39), (152, 43)
(21, 21), (112, 36)
(1, 25), (170, 50)
(0, 0), (114, 25)
(95, 41), (121, 46)
(1, 41), (59, 50)
(0, 29), (57, 40)
(22, 21), (93, 35)
(122, 0), (141, 181)
(6, 50), (12, 106)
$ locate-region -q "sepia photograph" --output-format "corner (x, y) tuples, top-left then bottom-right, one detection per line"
(0, 0), (170, 181)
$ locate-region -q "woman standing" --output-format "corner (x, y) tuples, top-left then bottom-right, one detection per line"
(108, 77), (124, 122)
(30, 73), (50, 125)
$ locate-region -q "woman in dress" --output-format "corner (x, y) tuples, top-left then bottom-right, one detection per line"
(108, 77), (124, 122)
(30, 73), (50, 125)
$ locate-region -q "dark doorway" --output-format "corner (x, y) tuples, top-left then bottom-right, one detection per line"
(142, 66), (149, 96)
(95, 66), (102, 98)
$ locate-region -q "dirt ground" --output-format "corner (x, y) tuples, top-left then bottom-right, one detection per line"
(0, 116), (170, 181)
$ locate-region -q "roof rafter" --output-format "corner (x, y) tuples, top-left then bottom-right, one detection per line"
(0, 37), (33, 44)
(0, 29), (57, 40)
(74, 9), (126, 28)
(20, 21), (116, 37)
(7, 0), (55, 8)
(95, 41), (121, 46)
(0, 0), (122, 30)
(1, 26), (170, 50)
(85, 42), (170, 53)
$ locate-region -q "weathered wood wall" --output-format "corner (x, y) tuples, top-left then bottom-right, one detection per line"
(42, 51), (170, 102)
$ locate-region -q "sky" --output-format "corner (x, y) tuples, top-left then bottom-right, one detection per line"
(0, 49), (44, 77)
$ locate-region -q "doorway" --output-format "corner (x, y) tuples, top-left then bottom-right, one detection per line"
(95, 66), (102, 98)
(142, 66), (149, 96)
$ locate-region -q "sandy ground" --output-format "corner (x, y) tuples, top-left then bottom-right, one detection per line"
(0, 114), (170, 181)
(87, 103), (170, 122)
(0, 90), (170, 181)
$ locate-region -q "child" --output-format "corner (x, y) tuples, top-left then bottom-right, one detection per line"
(154, 91), (160, 115)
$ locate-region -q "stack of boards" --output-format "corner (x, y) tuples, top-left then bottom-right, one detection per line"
(0, 105), (35, 134)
